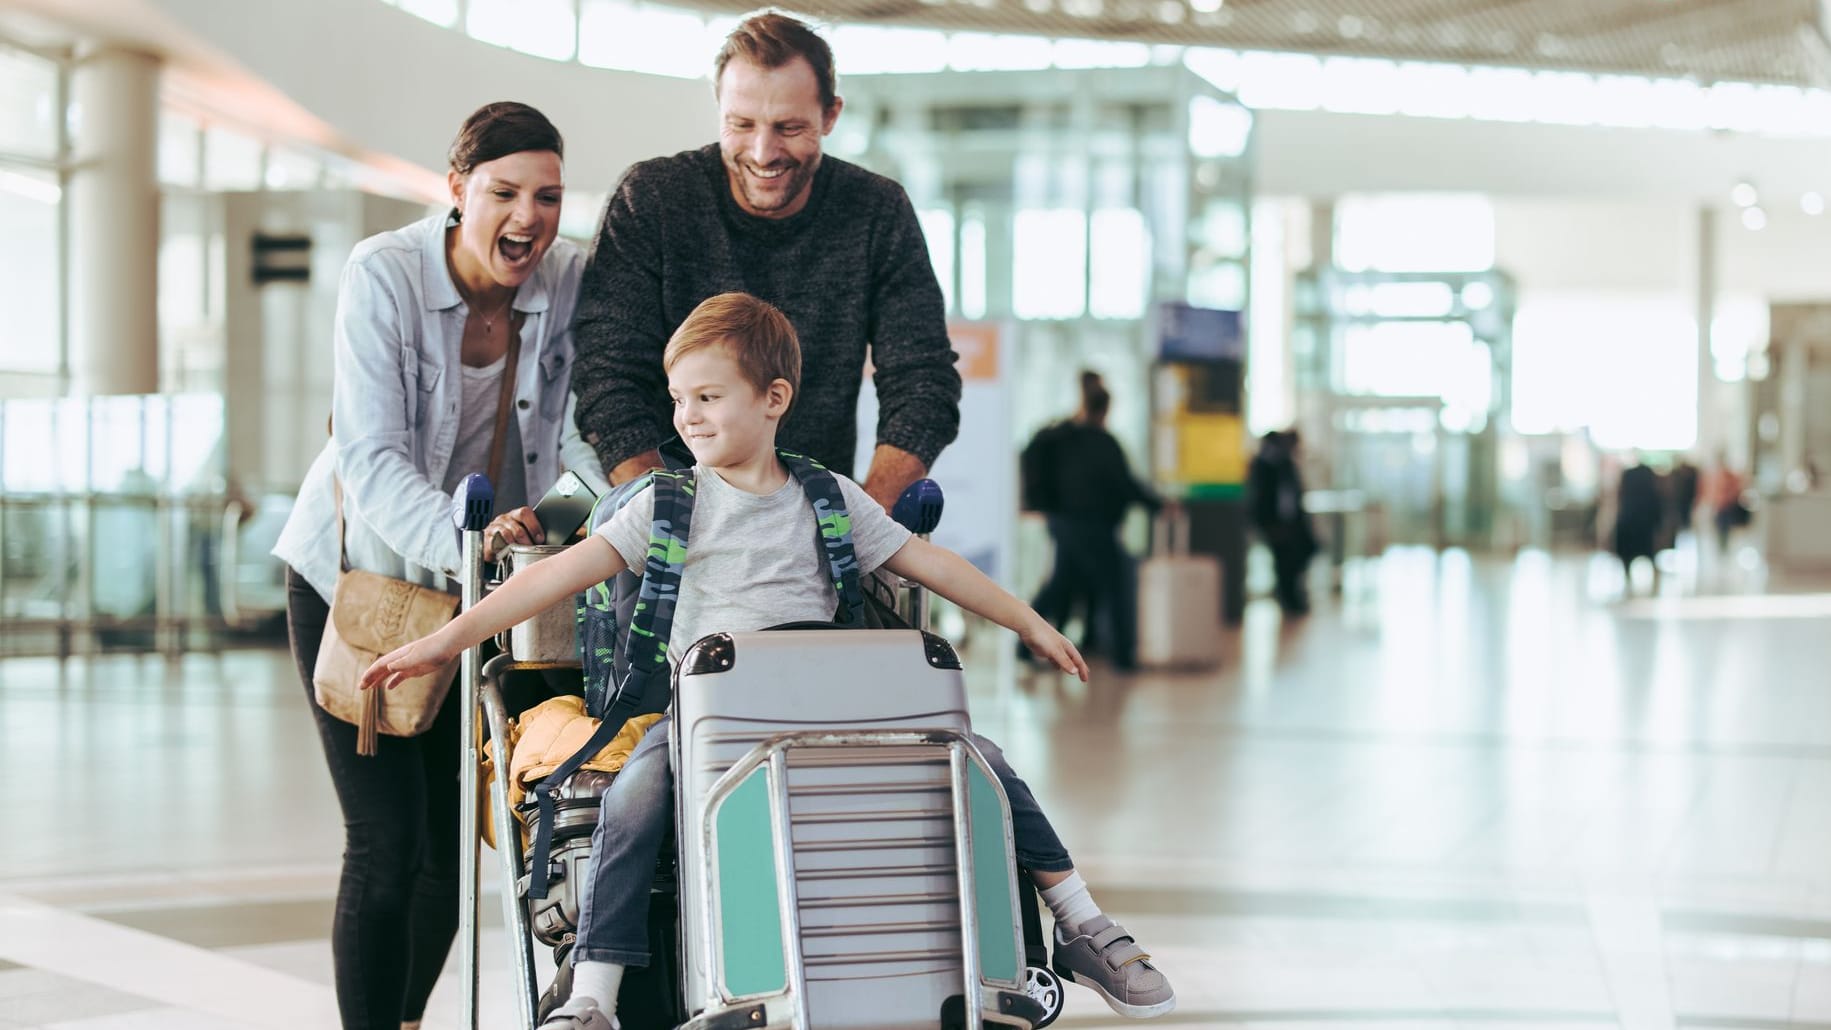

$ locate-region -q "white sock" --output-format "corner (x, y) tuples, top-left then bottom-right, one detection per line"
(559, 960), (624, 1018)
(1039, 871), (1103, 936)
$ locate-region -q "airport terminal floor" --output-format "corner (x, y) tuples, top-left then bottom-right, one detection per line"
(2, 544), (1828, 1030)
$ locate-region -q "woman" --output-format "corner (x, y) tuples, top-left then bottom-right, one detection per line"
(272, 101), (606, 1030)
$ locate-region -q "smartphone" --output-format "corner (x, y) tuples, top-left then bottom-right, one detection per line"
(533, 469), (598, 544)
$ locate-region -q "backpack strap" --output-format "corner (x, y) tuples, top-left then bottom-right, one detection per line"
(779, 450), (866, 627)
(531, 469), (696, 900)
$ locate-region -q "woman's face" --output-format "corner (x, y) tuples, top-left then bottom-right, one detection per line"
(448, 149), (563, 289)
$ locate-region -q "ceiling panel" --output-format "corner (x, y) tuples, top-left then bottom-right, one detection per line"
(686, 0), (1829, 86)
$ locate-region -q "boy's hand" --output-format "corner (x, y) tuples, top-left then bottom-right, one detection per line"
(1019, 618), (1089, 681)
(361, 633), (459, 692)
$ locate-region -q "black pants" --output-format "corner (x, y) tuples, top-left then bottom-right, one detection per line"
(286, 567), (460, 1030)
(1029, 515), (1134, 668)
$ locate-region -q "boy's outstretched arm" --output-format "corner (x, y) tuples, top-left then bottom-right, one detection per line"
(882, 538), (1089, 681)
(361, 537), (628, 691)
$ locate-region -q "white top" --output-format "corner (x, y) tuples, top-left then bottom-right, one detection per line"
(597, 464), (912, 656)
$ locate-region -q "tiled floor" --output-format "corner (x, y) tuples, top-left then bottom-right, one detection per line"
(3, 546), (1830, 1029)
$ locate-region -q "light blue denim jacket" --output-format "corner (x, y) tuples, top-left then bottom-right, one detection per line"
(274, 214), (608, 603)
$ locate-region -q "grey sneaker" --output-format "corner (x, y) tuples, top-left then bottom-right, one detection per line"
(537, 1003), (618, 1030)
(1052, 916), (1176, 1018)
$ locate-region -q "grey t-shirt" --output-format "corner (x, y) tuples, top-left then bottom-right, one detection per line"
(596, 464), (912, 655)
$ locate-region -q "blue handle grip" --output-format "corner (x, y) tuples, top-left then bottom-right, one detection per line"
(451, 473), (495, 532)
(891, 478), (944, 535)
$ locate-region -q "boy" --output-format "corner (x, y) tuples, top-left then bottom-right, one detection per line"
(363, 293), (1176, 1025)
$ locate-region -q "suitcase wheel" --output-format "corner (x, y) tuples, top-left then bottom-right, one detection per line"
(1024, 965), (1065, 1027)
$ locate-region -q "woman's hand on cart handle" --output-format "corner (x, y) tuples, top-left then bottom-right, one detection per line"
(482, 506), (544, 561)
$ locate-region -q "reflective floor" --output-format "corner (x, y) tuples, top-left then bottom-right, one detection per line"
(3, 546), (1829, 1030)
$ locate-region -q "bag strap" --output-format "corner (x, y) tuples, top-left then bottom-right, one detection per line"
(331, 319), (522, 572)
(528, 468), (695, 900)
(779, 450), (866, 627)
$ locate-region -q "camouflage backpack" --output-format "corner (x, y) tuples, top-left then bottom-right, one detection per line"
(523, 449), (867, 899)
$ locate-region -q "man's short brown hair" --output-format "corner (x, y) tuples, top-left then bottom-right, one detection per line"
(714, 10), (837, 111)
(664, 293), (802, 408)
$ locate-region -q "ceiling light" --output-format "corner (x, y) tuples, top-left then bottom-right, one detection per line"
(1741, 206), (1767, 231)
(1731, 181), (1758, 207)
(1803, 192), (1825, 215)
(1188, 0), (1221, 12)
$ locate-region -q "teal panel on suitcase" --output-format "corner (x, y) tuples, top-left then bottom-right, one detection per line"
(715, 768), (787, 996)
(968, 761), (1018, 984)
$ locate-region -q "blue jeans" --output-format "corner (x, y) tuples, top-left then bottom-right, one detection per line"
(572, 717), (1073, 967)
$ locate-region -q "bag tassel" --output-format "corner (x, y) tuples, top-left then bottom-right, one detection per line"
(358, 685), (380, 757)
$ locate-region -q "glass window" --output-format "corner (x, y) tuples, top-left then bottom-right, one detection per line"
(947, 34), (1052, 72)
(1013, 209), (1086, 320)
(559, 189), (607, 242)
(1089, 208), (1147, 320)
(917, 209), (955, 314)
(579, 0), (712, 78)
(1340, 320), (1491, 430)
(1187, 94), (1251, 158)
(1335, 194), (1494, 273)
(0, 46), (57, 159)
(203, 126), (263, 191)
(1057, 38), (1151, 70)
(829, 26), (948, 75)
(1511, 293), (1696, 450)
(397, 0), (459, 27)
(0, 165), (61, 382)
(158, 111), (201, 188)
(469, 0), (578, 60)
(959, 211), (987, 320)
(1320, 57), (1401, 116)
(1236, 52), (1323, 111)
(263, 147), (320, 190)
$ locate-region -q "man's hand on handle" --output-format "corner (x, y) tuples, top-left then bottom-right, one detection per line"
(860, 444), (929, 512)
(610, 449), (665, 486)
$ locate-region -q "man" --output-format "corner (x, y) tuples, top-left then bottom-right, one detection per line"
(1247, 430), (1317, 615)
(1020, 372), (1162, 671)
(571, 11), (961, 510)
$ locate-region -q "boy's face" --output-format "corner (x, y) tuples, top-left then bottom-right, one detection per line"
(669, 343), (791, 467)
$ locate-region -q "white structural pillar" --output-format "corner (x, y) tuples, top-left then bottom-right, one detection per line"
(1694, 206), (1718, 459)
(69, 45), (161, 396)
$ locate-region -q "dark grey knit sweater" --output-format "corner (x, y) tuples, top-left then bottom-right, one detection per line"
(571, 144), (961, 479)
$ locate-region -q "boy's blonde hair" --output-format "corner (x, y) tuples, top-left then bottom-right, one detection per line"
(663, 292), (801, 410)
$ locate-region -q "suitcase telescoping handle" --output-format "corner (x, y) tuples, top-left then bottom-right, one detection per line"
(1154, 504), (1190, 558)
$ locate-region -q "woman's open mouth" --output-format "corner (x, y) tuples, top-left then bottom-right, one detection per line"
(498, 232), (536, 266)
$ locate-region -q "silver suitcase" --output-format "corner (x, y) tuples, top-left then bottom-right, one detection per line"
(673, 628), (1037, 1029)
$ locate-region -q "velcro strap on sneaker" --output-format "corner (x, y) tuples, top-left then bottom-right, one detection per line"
(1092, 924), (1147, 971)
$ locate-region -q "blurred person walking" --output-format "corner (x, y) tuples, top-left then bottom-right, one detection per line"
(1706, 458), (1751, 557)
(1669, 456), (1700, 542)
(1613, 455), (1663, 595)
(271, 103), (605, 1030)
(1247, 430), (1317, 615)
(1019, 371), (1162, 671)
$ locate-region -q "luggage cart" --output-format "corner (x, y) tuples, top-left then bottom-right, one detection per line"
(452, 475), (1064, 1030)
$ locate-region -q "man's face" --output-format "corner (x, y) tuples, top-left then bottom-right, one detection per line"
(717, 55), (841, 220)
